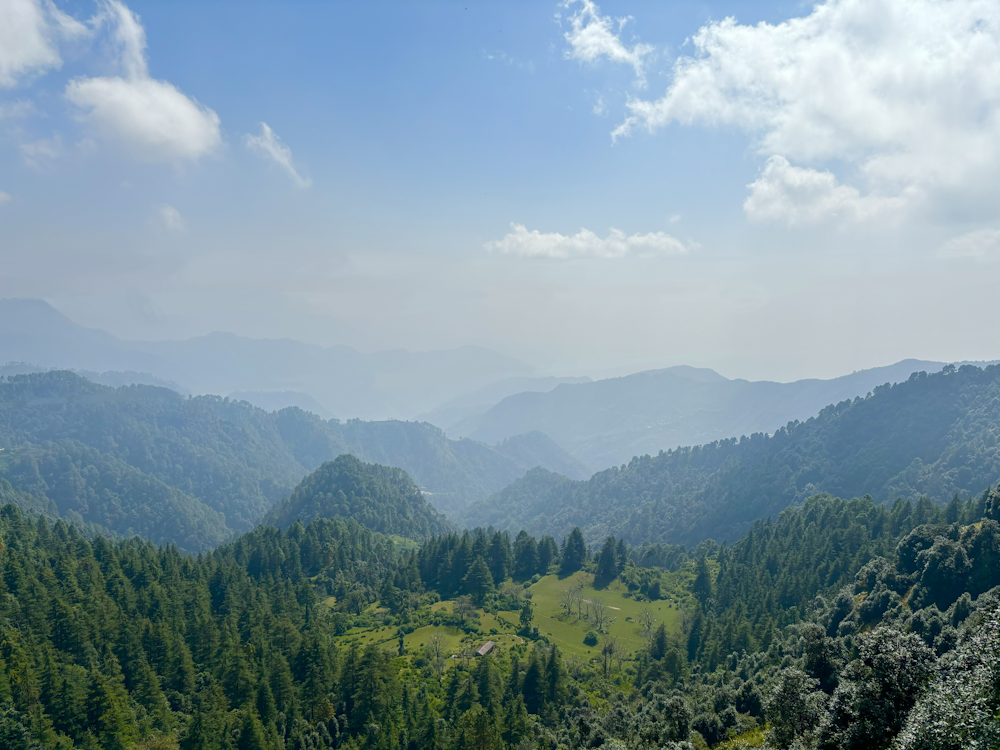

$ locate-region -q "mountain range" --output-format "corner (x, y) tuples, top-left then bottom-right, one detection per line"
(0, 371), (585, 549)
(450, 360), (996, 471)
(460, 364), (1000, 545)
(0, 298), (534, 420)
(7, 298), (995, 480)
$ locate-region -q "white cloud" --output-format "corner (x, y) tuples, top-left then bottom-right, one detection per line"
(937, 228), (1000, 259)
(159, 204), (185, 231)
(744, 156), (909, 226)
(0, 100), (35, 119)
(19, 134), (62, 168)
(0, 0), (88, 88)
(65, 1), (221, 162)
(0, 191), (11, 205)
(562, 0), (653, 86)
(245, 122), (311, 188)
(613, 0), (1000, 225)
(486, 222), (692, 259)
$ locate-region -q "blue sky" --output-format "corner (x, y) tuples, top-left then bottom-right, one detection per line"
(2, 0), (999, 380)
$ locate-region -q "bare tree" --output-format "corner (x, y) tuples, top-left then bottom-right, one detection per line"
(638, 607), (656, 644)
(563, 654), (585, 680)
(501, 580), (524, 606)
(426, 632), (447, 673)
(600, 637), (615, 677)
(611, 638), (629, 672)
(559, 588), (575, 616)
(428, 632), (446, 659)
(590, 598), (608, 632)
(454, 595), (476, 625)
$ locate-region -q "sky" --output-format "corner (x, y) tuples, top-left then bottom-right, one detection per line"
(1, 0), (999, 381)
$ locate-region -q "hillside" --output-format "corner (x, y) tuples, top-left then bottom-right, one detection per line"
(262, 454), (452, 538)
(0, 371), (582, 548)
(461, 364), (1000, 545)
(455, 359), (967, 471)
(2, 485), (997, 749)
(274, 408), (589, 513)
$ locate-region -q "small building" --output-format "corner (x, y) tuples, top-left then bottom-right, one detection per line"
(476, 641), (496, 657)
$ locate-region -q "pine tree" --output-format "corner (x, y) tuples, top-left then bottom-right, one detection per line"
(693, 555), (715, 605)
(560, 529), (587, 575)
(537, 536), (559, 573)
(519, 599), (533, 632)
(595, 536), (619, 583)
(513, 532), (539, 580)
(486, 532), (511, 584)
(463, 557), (495, 605)
(521, 653), (544, 715)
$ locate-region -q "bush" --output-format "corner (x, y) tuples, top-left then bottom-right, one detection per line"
(584, 631), (599, 646)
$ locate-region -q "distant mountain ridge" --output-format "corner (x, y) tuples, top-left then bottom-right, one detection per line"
(0, 298), (533, 420)
(460, 364), (1000, 546)
(0, 371), (587, 548)
(416, 375), (593, 434)
(454, 359), (991, 471)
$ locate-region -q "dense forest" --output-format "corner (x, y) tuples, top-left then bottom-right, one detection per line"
(1, 480), (998, 749)
(263, 455), (452, 539)
(0, 372), (583, 549)
(461, 364), (1000, 545)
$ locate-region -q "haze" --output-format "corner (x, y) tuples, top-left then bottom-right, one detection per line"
(2, 0), (1000, 382)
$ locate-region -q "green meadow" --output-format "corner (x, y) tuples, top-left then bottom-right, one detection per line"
(330, 569), (691, 667)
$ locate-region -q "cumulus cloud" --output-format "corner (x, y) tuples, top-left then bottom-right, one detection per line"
(562, 0), (653, 86)
(65, 0), (221, 162)
(0, 0), (88, 88)
(937, 228), (1000, 260)
(744, 156), (909, 226)
(245, 122), (311, 188)
(158, 204), (185, 231)
(612, 0), (1000, 225)
(485, 222), (692, 259)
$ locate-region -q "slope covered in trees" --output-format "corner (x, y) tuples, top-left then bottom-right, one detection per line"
(663, 486), (1000, 749)
(2, 485), (999, 749)
(455, 360), (962, 471)
(0, 372), (584, 548)
(461, 364), (1000, 545)
(263, 455), (452, 539)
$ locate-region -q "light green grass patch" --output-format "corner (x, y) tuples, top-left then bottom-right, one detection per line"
(403, 624), (465, 655)
(715, 726), (767, 748)
(527, 571), (683, 658)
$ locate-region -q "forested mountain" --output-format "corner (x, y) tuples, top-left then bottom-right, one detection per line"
(0, 371), (582, 548)
(455, 359), (970, 471)
(263, 455), (452, 538)
(0, 298), (533, 420)
(0, 362), (187, 393)
(229, 390), (334, 419)
(1, 484), (998, 749)
(461, 364), (1000, 545)
(304, 417), (590, 512)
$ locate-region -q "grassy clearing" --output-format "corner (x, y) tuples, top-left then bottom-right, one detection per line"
(331, 570), (691, 668)
(715, 726), (767, 748)
(528, 571), (684, 658)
